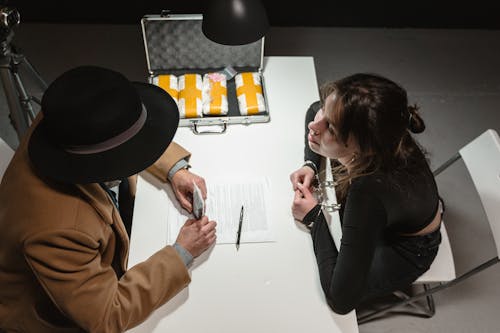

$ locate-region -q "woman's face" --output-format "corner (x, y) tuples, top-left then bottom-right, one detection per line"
(307, 94), (358, 161)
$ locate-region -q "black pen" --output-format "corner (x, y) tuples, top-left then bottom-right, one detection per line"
(236, 205), (244, 251)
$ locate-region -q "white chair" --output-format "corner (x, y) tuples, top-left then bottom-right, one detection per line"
(357, 129), (500, 324)
(0, 137), (15, 181)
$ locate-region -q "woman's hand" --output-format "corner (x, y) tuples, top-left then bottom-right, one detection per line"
(289, 166), (315, 191)
(292, 183), (318, 221)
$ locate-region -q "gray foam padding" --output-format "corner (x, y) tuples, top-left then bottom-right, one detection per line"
(143, 18), (262, 71)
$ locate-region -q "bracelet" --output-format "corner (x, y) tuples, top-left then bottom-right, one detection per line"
(303, 160), (318, 175)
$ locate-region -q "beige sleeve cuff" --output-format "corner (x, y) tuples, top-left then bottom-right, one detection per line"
(146, 142), (191, 182)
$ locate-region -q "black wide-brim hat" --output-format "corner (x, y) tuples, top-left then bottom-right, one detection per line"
(28, 66), (179, 184)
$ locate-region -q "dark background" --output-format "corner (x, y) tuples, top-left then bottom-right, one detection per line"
(6, 0), (500, 29)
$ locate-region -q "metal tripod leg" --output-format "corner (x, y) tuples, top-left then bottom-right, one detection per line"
(0, 50), (46, 141)
(0, 64), (29, 139)
(17, 55), (47, 92)
(11, 66), (36, 122)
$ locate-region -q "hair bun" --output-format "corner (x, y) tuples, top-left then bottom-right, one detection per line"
(407, 104), (425, 133)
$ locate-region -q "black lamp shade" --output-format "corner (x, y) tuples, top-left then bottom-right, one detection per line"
(202, 0), (269, 45)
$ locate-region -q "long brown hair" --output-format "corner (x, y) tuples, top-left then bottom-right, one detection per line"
(320, 73), (426, 202)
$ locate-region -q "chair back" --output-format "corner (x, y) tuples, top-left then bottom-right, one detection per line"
(416, 220), (456, 283)
(0, 137), (15, 182)
(459, 129), (500, 257)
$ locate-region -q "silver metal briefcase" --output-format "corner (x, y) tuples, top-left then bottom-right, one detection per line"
(141, 13), (270, 134)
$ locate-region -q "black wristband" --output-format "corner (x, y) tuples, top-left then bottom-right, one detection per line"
(303, 160), (318, 175)
(301, 204), (322, 229)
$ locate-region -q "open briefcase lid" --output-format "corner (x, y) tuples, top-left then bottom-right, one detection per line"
(141, 13), (269, 134)
(141, 13), (264, 74)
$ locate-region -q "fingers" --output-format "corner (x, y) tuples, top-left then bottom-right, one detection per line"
(187, 171), (207, 200)
(200, 220), (216, 233)
(177, 191), (193, 212)
(184, 217), (208, 231)
(207, 234), (217, 244)
(196, 178), (208, 200)
(204, 227), (217, 241)
(190, 217), (214, 230)
(176, 219), (217, 257)
(196, 216), (209, 225)
(183, 218), (198, 226)
(293, 189), (304, 203)
(290, 173), (304, 191)
(290, 172), (299, 190)
(296, 182), (312, 199)
(302, 174), (312, 189)
(290, 166), (315, 191)
(200, 220), (217, 245)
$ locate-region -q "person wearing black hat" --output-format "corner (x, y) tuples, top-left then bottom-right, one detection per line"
(0, 66), (217, 332)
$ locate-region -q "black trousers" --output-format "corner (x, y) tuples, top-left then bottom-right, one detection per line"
(361, 200), (444, 301)
(361, 226), (442, 302)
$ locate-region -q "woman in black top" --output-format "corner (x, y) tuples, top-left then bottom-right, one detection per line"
(290, 73), (442, 314)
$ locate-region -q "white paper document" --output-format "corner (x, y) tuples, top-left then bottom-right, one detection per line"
(164, 177), (274, 244)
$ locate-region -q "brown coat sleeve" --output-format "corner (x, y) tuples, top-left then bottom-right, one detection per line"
(23, 228), (191, 332)
(146, 142), (191, 182)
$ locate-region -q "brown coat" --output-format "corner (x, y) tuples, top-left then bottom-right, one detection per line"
(0, 126), (192, 332)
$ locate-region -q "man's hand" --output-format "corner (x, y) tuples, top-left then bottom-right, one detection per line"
(292, 183), (318, 221)
(290, 166), (315, 191)
(171, 169), (207, 212)
(175, 216), (217, 258)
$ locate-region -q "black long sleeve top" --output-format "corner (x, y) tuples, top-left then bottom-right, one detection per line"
(302, 102), (439, 314)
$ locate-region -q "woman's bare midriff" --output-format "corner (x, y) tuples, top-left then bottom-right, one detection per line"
(401, 207), (442, 236)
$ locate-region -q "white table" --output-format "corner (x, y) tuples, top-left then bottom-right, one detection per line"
(128, 57), (359, 333)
